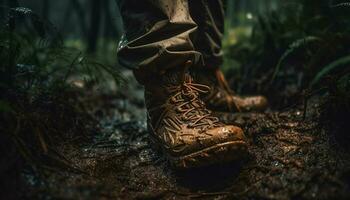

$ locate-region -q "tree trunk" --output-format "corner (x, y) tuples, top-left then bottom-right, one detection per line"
(115, 3), (124, 38)
(71, 0), (88, 36)
(0, 0), (4, 19)
(233, 0), (240, 25)
(6, 0), (19, 86)
(8, 0), (19, 7)
(103, 0), (118, 38)
(226, 0), (234, 28)
(62, 2), (74, 29)
(42, 0), (49, 19)
(87, 0), (102, 53)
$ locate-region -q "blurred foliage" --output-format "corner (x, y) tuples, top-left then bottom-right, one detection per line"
(223, 0), (350, 103)
(0, 6), (123, 175)
(0, 0), (349, 180)
(223, 0), (350, 147)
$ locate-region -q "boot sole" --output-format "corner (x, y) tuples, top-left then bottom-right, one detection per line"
(147, 123), (248, 169)
(169, 140), (248, 169)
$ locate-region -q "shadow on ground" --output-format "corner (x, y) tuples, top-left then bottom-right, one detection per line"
(22, 72), (350, 200)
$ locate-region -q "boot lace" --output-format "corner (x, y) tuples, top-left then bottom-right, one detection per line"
(215, 69), (241, 112)
(166, 77), (220, 129)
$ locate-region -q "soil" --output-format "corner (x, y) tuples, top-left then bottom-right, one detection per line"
(22, 72), (350, 200)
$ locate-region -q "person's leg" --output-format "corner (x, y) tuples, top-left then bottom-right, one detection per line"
(116, 0), (247, 169)
(189, 0), (268, 112)
(116, 0), (203, 85)
(189, 0), (225, 69)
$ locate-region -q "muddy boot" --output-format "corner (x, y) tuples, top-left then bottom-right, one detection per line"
(145, 65), (248, 169)
(193, 68), (268, 112)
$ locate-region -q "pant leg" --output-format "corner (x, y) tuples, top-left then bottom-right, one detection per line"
(189, 0), (225, 69)
(116, 0), (203, 85)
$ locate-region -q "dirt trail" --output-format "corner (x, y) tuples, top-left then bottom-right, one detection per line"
(24, 73), (350, 200)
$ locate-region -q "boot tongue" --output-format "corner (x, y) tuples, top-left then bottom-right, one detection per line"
(162, 70), (186, 85)
(162, 61), (192, 86)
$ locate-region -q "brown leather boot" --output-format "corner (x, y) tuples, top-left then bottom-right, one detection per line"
(192, 68), (268, 112)
(145, 66), (248, 169)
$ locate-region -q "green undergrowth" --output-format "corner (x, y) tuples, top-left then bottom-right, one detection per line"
(223, 0), (350, 148)
(0, 6), (123, 181)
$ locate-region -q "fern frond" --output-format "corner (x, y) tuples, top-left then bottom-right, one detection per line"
(331, 2), (350, 8)
(310, 55), (350, 87)
(271, 36), (322, 83)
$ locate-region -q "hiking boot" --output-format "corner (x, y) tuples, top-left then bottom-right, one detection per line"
(145, 64), (248, 169)
(193, 68), (268, 112)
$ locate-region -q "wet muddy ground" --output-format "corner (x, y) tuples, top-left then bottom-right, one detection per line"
(23, 73), (350, 200)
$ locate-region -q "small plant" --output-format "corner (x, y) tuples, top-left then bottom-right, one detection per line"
(224, 0), (350, 107)
(223, 0), (350, 150)
(0, 6), (124, 179)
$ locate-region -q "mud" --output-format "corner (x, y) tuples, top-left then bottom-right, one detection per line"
(22, 73), (350, 200)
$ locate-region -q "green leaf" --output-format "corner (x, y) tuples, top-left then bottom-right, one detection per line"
(310, 55), (350, 87)
(331, 3), (350, 8)
(271, 36), (322, 83)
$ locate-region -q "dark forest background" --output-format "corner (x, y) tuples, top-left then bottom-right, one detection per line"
(1, 0), (349, 199)
(2, 0), (278, 53)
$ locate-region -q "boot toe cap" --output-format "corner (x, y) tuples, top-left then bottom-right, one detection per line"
(168, 125), (248, 169)
(234, 95), (268, 112)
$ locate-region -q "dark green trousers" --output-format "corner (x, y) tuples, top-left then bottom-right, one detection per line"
(116, 0), (224, 85)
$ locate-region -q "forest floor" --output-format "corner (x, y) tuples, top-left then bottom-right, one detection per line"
(23, 71), (350, 200)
